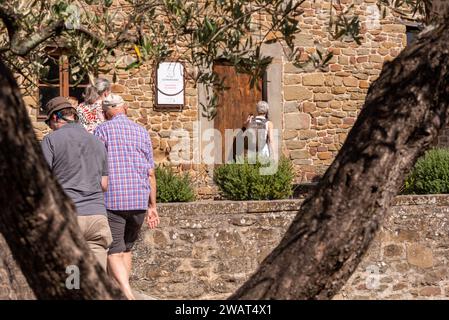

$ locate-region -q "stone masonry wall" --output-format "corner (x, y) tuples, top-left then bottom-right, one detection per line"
(436, 127), (449, 148)
(25, 63), (199, 165)
(23, 0), (449, 196)
(24, 62), (216, 199)
(282, 0), (406, 182)
(132, 195), (449, 300)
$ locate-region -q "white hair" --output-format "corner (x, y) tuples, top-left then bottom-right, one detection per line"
(82, 78), (111, 104)
(95, 78), (111, 96)
(256, 101), (269, 115)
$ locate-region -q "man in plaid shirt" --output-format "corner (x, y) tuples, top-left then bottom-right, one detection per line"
(94, 94), (159, 300)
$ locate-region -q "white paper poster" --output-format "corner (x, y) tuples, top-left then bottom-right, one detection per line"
(156, 62), (184, 106)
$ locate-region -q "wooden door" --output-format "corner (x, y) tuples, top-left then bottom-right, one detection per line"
(213, 63), (262, 163)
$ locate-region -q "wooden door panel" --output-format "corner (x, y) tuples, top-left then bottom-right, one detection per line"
(213, 63), (262, 163)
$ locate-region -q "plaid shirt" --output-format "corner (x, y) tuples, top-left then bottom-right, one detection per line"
(94, 113), (155, 211)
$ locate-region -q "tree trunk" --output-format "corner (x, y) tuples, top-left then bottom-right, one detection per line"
(0, 59), (124, 300)
(230, 23), (449, 299)
(0, 234), (34, 299)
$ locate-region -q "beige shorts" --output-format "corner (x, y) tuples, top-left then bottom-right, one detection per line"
(77, 215), (113, 270)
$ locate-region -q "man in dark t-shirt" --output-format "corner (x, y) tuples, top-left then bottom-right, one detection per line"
(41, 97), (112, 270)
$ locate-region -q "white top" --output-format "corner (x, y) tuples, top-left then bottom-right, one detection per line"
(255, 116), (270, 158)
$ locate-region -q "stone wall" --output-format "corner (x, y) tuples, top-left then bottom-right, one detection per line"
(132, 195), (449, 300)
(436, 127), (449, 148)
(23, 0), (449, 196)
(338, 195), (449, 299)
(281, 0), (406, 182)
(23, 1), (412, 189)
(131, 200), (300, 299)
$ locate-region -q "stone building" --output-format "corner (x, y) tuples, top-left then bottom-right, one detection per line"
(24, 0), (438, 198)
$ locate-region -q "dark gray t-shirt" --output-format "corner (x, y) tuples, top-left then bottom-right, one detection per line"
(41, 123), (108, 216)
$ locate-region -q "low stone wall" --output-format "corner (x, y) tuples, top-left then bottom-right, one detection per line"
(338, 195), (449, 300)
(132, 195), (449, 300)
(131, 200), (300, 299)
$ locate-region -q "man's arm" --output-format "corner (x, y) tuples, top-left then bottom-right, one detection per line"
(146, 168), (159, 229)
(41, 137), (54, 169)
(99, 141), (109, 192)
(101, 176), (108, 192)
(244, 114), (254, 129)
(144, 132), (159, 229)
(149, 168), (157, 208)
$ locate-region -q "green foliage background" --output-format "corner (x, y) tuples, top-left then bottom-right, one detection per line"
(402, 148), (449, 194)
(156, 166), (196, 203)
(213, 157), (294, 200)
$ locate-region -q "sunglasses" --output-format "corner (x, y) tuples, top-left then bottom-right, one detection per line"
(45, 111), (64, 126)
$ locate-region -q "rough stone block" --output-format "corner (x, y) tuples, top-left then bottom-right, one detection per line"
(302, 102), (316, 113)
(407, 243), (434, 268)
(317, 151), (332, 160)
(290, 150), (310, 159)
(369, 55), (383, 63)
(284, 113), (311, 130)
(284, 86), (313, 101)
(343, 77), (358, 87)
(382, 24), (406, 33)
(314, 93), (333, 102)
(302, 73), (325, 86)
(332, 87), (346, 94)
(283, 130), (298, 140)
(299, 130), (317, 140)
(330, 64), (343, 72)
(284, 101), (299, 113)
(286, 140), (306, 150)
(383, 244), (404, 259)
(419, 286), (441, 297)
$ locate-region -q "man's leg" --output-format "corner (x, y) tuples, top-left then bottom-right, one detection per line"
(107, 210), (135, 300)
(107, 253), (135, 300)
(122, 211), (146, 299)
(87, 215), (113, 271)
(123, 251), (132, 275)
(77, 215), (111, 270)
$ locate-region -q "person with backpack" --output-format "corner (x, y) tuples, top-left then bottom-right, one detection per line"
(244, 100), (275, 159)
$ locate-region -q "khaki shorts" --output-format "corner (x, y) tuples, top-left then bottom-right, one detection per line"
(77, 215), (113, 270)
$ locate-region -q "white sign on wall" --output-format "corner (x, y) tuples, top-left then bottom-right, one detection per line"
(156, 62), (185, 107)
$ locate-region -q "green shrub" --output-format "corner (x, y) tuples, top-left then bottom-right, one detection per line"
(156, 166), (196, 202)
(402, 148), (449, 194)
(213, 157), (294, 200)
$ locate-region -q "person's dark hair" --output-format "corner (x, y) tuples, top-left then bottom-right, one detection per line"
(53, 107), (78, 122)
